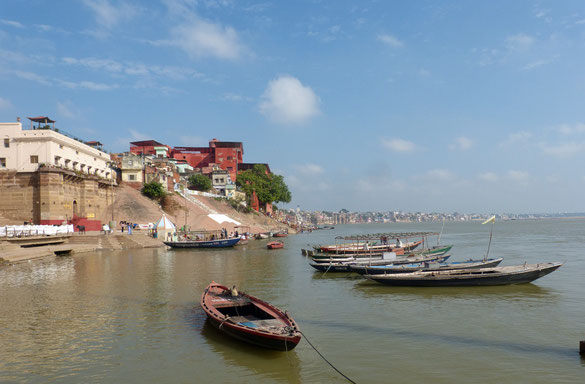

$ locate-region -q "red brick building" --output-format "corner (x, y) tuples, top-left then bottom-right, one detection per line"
(129, 140), (172, 156)
(172, 139), (243, 182)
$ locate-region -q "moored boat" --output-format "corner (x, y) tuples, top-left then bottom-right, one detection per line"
(267, 241), (284, 249)
(200, 282), (301, 350)
(164, 237), (240, 248)
(309, 253), (452, 272)
(363, 262), (563, 286)
(254, 232), (271, 239)
(310, 244), (453, 261)
(350, 257), (504, 275)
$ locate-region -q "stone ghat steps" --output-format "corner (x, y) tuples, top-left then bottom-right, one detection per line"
(67, 232), (164, 250)
(0, 243), (98, 264)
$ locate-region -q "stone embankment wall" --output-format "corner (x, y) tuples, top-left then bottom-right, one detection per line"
(0, 168), (114, 227)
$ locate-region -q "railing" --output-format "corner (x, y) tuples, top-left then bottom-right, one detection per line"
(0, 224), (74, 238)
(23, 125), (108, 153)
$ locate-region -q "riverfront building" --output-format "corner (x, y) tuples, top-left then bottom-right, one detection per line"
(0, 117), (115, 230)
(130, 138), (243, 183)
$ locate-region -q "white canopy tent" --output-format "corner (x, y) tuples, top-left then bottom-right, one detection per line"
(155, 215), (176, 241)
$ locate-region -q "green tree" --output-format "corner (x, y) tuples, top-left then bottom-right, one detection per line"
(142, 181), (166, 199)
(236, 164), (292, 205)
(189, 174), (212, 192)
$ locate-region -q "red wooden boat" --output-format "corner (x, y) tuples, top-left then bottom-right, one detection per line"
(267, 241), (284, 249)
(273, 233), (288, 237)
(200, 282), (301, 350)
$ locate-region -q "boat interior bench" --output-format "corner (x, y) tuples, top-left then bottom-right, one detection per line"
(229, 316), (285, 328)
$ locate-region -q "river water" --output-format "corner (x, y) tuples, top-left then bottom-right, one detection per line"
(1, 220), (584, 383)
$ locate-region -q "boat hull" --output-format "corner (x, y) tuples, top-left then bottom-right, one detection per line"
(164, 237), (240, 248)
(310, 244), (453, 261)
(364, 262), (563, 286)
(267, 241), (284, 249)
(201, 283), (301, 351)
(309, 254), (451, 272)
(205, 315), (301, 350)
(351, 258), (503, 275)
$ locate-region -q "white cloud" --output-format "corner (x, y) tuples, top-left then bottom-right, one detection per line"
(506, 170), (530, 183)
(83, 0), (140, 30)
(378, 34), (404, 47)
(62, 56), (205, 80)
(499, 131), (532, 147)
(0, 97), (13, 110)
(382, 138), (415, 152)
(293, 163), (325, 175)
(541, 142), (585, 157)
(478, 172), (498, 182)
(57, 80), (118, 91)
(1, 19), (24, 28)
(57, 100), (80, 119)
(220, 92), (253, 102)
(425, 169), (455, 182)
(558, 123), (585, 135)
(11, 69), (51, 85)
(114, 129), (152, 149)
(505, 33), (535, 51)
(450, 136), (474, 150)
(63, 57), (123, 72)
(522, 59), (548, 71)
(259, 75), (320, 125)
(170, 18), (244, 60)
(418, 68), (431, 77)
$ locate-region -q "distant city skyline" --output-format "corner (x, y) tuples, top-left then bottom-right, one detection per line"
(1, 1), (585, 213)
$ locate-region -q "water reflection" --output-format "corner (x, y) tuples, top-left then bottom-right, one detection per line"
(200, 320), (303, 383)
(353, 280), (560, 301)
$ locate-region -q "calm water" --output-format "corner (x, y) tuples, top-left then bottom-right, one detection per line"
(1, 220), (584, 383)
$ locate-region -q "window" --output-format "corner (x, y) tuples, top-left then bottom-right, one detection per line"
(30, 155), (38, 164)
(227, 156), (233, 161)
(54, 156), (61, 164)
(3, 138), (9, 148)
(128, 174), (136, 181)
(0, 158), (6, 168)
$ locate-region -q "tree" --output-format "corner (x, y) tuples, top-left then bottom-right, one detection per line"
(142, 181), (166, 200)
(189, 174), (212, 192)
(236, 164), (292, 205)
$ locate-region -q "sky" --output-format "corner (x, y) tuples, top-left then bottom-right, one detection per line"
(1, 0), (585, 214)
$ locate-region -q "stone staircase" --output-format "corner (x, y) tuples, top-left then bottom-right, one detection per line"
(183, 192), (218, 215)
(67, 232), (164, 250)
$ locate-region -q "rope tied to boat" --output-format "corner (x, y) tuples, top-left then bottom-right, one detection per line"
(299, 330), (357, 384)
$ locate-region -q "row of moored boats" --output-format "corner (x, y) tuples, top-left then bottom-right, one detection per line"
(302, 232), (563, 286)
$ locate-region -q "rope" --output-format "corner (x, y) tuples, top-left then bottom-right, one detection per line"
(299, 330), (357, 384)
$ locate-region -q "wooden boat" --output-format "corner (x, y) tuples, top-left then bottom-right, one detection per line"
(363, 262), (563, 286)
(318, 240), (422, 254)
(267, 241), (284, 249)
(350, 257), (504, 275)
(273, 232), (288, 238)
(200, 282), (301, 350)
(310, 244), (453, 261)
(254, 232), (271, 240)
(164, 237), (240, 248)
(309, 253), (451, 272)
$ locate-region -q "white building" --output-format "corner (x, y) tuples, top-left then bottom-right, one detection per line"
(0, 117), (113, 179)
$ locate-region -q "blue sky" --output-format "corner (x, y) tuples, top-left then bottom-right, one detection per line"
(1, 1), (585, 213)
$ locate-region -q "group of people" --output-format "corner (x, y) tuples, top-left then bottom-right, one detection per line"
(120, 221), (137, 234)
(219, 227), (239, 239)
